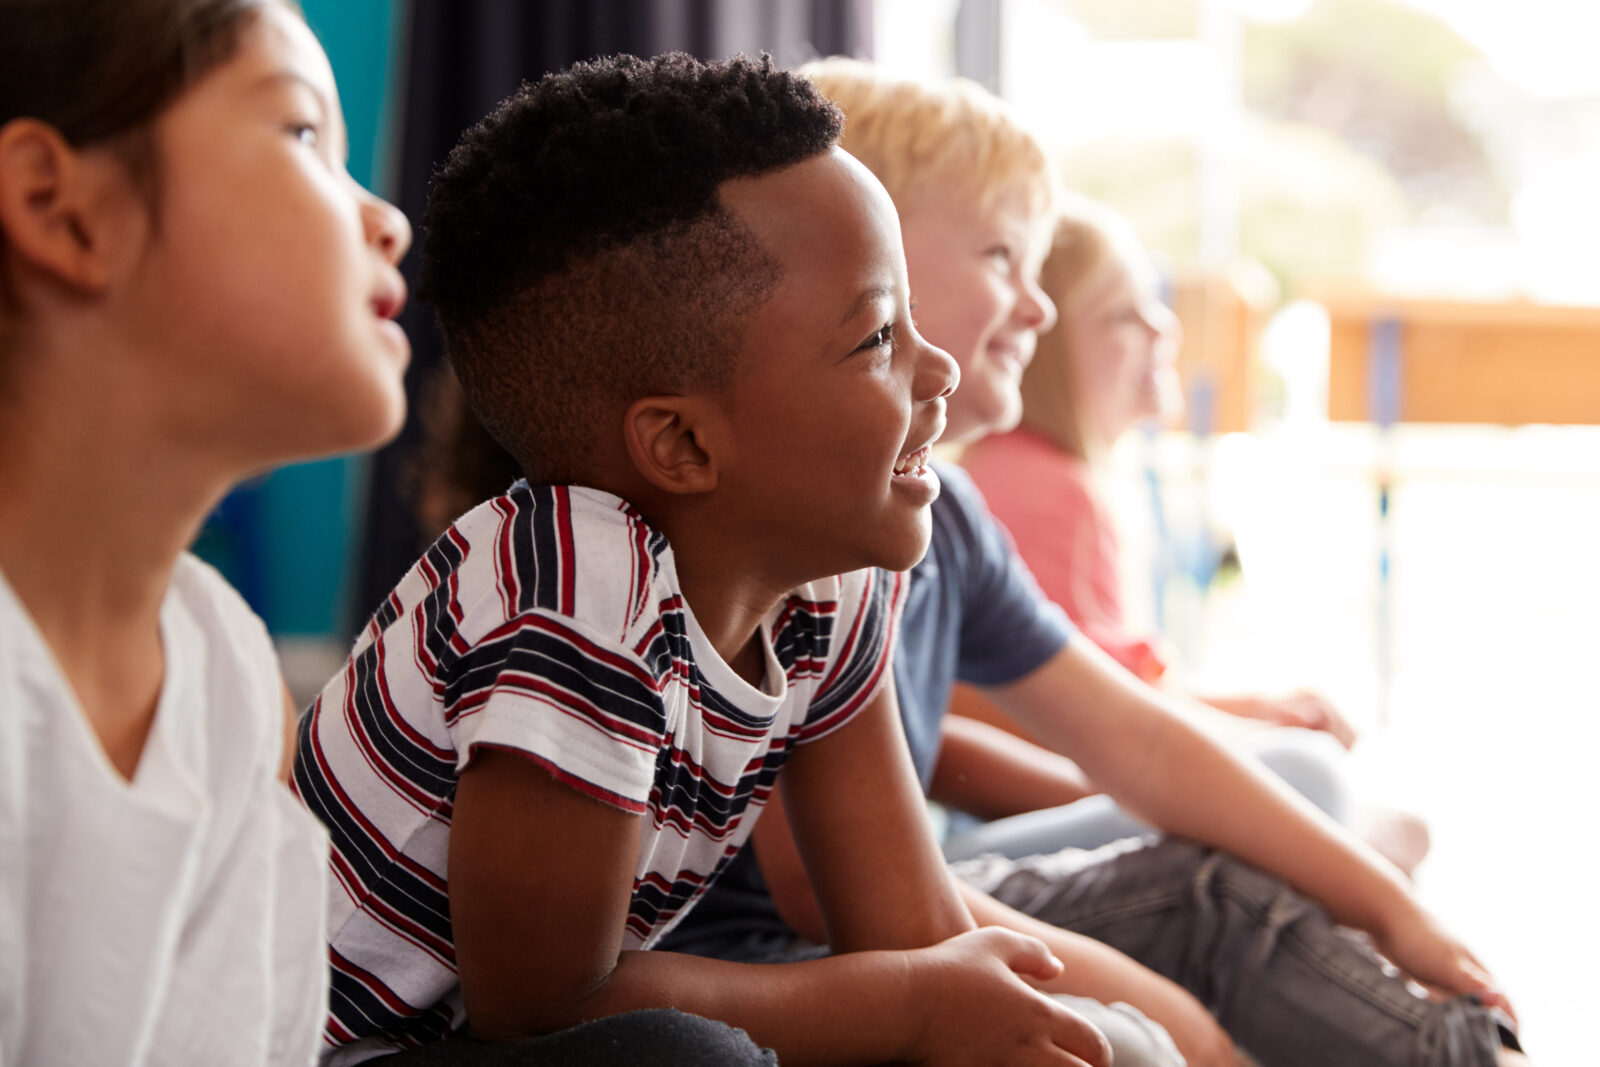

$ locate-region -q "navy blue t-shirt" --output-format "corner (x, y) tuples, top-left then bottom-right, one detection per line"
(660, 461), (1073, 956)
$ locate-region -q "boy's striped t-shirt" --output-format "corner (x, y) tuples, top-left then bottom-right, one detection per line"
(294, 483), (902, 1063)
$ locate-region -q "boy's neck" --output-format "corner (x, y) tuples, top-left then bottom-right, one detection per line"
(671, 547), (788, 688)
(639, 502), (792, 688)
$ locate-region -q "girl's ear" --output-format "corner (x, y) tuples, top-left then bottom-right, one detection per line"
(622, 395), (725, 496)
(0, 119), (128, 293)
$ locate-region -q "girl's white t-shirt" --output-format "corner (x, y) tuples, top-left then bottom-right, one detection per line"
(0, 554), (328, 1066)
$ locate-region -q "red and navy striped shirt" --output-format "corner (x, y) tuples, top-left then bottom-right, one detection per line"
(293, 484), (901, 1063)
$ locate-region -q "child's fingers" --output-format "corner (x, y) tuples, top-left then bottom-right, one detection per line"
(988, 928), (1064, 982)
(1047, 998), (1113, 1067)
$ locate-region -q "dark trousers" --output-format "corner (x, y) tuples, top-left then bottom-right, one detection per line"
(376, 1009), (777, 1067)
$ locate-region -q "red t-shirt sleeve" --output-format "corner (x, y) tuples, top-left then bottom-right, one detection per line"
(963, 431), (1168, 683)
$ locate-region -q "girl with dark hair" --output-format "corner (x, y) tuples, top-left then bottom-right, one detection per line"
(0, 1), (410, 1062)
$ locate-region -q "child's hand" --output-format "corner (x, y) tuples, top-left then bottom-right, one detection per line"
(904, 928), (1112, 1066)
(1214, 690), (1358, 749)
(1376, 901), (1516, 1024)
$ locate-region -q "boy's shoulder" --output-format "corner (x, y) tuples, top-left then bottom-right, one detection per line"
(371, 482), (675, 653)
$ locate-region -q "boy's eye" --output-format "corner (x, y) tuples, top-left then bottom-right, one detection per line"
(857, 323), (895, 351)
(987, 246), (1013, 265)
(288, 122), (320, 147)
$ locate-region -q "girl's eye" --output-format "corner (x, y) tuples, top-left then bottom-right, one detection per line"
(987, 246), (1013, 265)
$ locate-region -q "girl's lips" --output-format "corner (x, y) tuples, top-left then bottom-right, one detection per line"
(371, 273), (407, 320)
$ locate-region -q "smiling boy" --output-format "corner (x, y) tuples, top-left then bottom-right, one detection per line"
(294, 54), (1111, 1067)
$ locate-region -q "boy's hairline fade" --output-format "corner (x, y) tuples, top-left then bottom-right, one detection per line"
(419, 52), (843, 487)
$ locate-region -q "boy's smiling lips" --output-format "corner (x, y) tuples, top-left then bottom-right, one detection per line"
(893, 444), (932, 476)
(892, 410), (945, 499)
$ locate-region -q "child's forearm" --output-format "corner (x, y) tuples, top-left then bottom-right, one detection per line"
(931, 713), (1097, 819)
(1104, 706), (1412, 933)
(994, 644), (1415, 936)
(563, 946), (927, 1065)
(561, 935), (1107, 1067)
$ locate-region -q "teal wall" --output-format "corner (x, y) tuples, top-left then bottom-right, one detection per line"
(196, 0), (405, 637)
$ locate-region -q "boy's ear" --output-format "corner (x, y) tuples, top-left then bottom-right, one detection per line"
(623, 395), (725, 496)
(0, 119), (125, 292)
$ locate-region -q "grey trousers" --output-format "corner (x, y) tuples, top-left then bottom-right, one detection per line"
(955, 835), (1509, 1067)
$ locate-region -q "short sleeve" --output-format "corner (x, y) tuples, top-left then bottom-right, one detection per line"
(935, 465), (1074, 688)
(445, 610), (669, 814)
(793, 567), (906, 745)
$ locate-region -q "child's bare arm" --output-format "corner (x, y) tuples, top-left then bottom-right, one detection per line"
(986, 640), (1510, 1011)
(929, 713), (1096, 820)
(774, 679), (972, 950)
(750, 711), (1228, 1066)
(773, 680), (1110, 1063)
(450, 745), (1111, 1066)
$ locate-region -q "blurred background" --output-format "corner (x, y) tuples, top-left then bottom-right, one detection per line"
(220, 2), (1596, 1058)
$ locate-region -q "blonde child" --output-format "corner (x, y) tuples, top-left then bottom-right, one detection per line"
(0, 0), (409, 1062)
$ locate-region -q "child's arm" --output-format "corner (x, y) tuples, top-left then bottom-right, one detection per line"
(961, 885), (1240, 1067)
(929, 712), (1096, 820)
(449, 739), (1111, 1066)
(750, 715), (1234, 1067)
(988, 639), (1509, 1010)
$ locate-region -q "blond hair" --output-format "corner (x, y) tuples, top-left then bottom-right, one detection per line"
(799, 57), (1054, 218)
(1017, 193), (1144, 460)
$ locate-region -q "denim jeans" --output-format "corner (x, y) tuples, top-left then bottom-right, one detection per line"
(954, 836), (1507, 1067)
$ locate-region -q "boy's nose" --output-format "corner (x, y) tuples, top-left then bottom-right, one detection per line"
(915, 337), (960, 403)
(1017, 276), (1057, 334)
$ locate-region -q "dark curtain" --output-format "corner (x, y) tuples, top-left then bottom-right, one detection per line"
(353, 0), (874, 629)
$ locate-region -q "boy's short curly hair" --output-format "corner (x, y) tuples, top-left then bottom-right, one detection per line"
(419, 52), (843, 485)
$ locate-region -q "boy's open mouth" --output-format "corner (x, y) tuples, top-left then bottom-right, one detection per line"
(893, 445), (931, 477)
